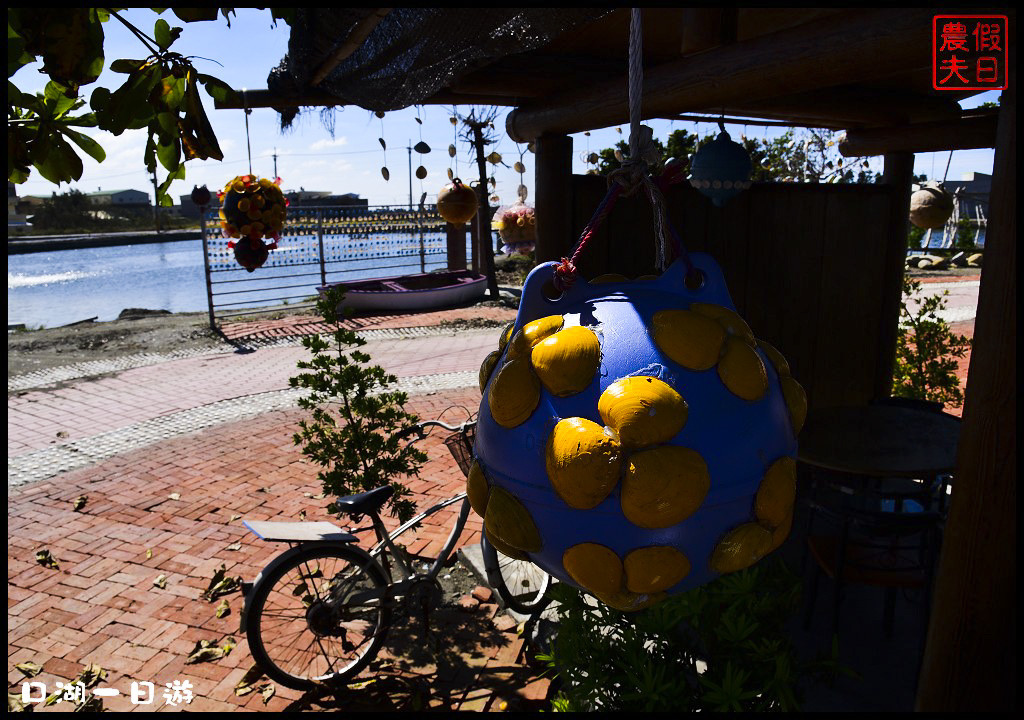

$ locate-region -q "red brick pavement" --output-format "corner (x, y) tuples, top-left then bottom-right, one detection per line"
(8, 331), (502, 457)
(7, 389), (554, 712)
(218, 306), (517, 344)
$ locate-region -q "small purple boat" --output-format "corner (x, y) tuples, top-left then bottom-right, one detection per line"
(320, 269), (487, 312)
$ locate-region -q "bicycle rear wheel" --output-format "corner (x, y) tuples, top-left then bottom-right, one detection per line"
(245, 544), (391, 690)
(482, 534), (552, 615)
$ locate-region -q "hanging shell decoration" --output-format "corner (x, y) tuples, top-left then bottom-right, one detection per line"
(689, 130), (753, 207)
(909, 181), (955, 229)
(471, 254), (805, 611)
(437, 178), (478, 225)
(217, 175), (288, 272)
(494, 201), (537, 255)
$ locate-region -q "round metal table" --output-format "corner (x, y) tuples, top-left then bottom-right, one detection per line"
(797, 405), (961, 478)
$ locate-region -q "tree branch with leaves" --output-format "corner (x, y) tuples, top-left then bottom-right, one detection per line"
(8, 8), (291, 206)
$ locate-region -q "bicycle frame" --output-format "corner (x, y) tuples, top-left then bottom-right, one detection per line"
(341, 492), (471, 609)
(244, 414), (477, 617)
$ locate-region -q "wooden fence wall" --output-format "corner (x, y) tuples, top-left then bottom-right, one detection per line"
(569, 177), (896, 411)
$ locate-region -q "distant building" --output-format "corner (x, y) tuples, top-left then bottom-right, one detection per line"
(8, 181), (29, 227)
(942, 172), (990, 223)
(85, 189), (150, 206)
(912, 172), (991, 249)
(284, 190), (369, 209)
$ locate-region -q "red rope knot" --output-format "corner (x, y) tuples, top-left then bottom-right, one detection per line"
(553, 258), (578, 292)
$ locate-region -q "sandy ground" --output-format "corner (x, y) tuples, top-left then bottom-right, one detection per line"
(7, 310), (242, 378)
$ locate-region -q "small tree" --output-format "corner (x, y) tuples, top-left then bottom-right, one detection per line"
(290, 287), (425, 522)
(892, 276), (972, 408)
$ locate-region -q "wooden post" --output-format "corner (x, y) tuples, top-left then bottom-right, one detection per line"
(916, 85), (1016, 712)
(446, 222), (467, 271)
(874, 151), (914, 399)
(534, 132), (573, 264)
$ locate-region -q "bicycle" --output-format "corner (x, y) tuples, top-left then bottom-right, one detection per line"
(239, 419), (553, 690)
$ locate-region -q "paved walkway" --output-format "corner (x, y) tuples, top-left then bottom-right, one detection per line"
(8, 306), (557, 712)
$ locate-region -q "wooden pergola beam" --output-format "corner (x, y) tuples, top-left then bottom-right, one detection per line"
(736, 87), (964, 129)
(506, 8), (935, 142)
(838, 111), (1000, 156)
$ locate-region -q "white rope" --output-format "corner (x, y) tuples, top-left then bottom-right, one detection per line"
(628, 8), (643, 164)
(627, 8), (670, 270)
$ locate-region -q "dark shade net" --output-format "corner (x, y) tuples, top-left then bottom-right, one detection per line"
(268, 8), (611, 126)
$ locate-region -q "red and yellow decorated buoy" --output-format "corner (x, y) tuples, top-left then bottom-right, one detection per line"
(217, 175), (288, 272)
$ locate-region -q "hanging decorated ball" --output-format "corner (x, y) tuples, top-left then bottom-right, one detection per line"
(217, 175), (288, 272)
(909, 181), (954, 229)
(472, 255), (806, 611)
(689, 130), (752, 207)
(437, 178), (478, 225)
(494, 201), (537, 255)
(190, 185), (211, 207)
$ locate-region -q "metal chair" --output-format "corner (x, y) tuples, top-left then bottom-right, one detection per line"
(802, 487), (944, 640)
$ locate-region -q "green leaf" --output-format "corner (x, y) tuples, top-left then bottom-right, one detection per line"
(8, 22), (34, 79)
(153, 19), (172, 50)
(33, 132), (83, 184)
(156, 136), (181, 172)
(172, 8), (220, 23)
(109, 58), (147, 74)
(198, 73), (238, 105)
(58, 127), (104, 163)
(159, 74), (186, 110)
(156, 163), (185, 206)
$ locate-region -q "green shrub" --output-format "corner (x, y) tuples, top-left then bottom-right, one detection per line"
(540, 559), (848, 712)
(892, 276), (972, 408)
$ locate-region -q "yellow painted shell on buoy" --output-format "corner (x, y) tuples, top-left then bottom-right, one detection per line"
(562, 542), (623, 595)
(484, 524), (528, 560)
(484, 485), (542, 553)
(466, 460), (490, 520)
(623, 546), (691, 594)
(487, 359), (540, 428)
(757, 339), (791, 377)
(718, 337), (768, 401)
(709, 523), (773, 575)
(652, 309), (727, 371)
(754, 457), (797, 529)
(780, 376), (808, 435)
(479, 350), (500, 393)
(621, 446), (710, 528)
(498, 321), (515, 352)
(530, 326), (601, 397)
(546, 417), (622, 509)
(507, 315), (564, 360)
(598, 376), (688, 448)
(691, 303), (756, 346)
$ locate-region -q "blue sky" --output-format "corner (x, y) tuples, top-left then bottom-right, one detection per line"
(12, 9), (998, 207)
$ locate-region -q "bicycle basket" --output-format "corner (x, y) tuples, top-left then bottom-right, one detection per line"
(444, 424), (476, 478)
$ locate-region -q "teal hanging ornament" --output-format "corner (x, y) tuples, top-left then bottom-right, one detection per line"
(689, 124), (752, 207)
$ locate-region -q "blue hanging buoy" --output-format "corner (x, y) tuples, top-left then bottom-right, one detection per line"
(472, 256), (806, 611)
(689, 129), (752, 207)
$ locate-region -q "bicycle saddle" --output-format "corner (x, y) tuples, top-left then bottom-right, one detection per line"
(333, 486), (394, 516)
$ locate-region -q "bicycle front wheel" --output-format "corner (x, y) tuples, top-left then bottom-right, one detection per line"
(482, 534), (552, 615)
(245, 544), (391, 690)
